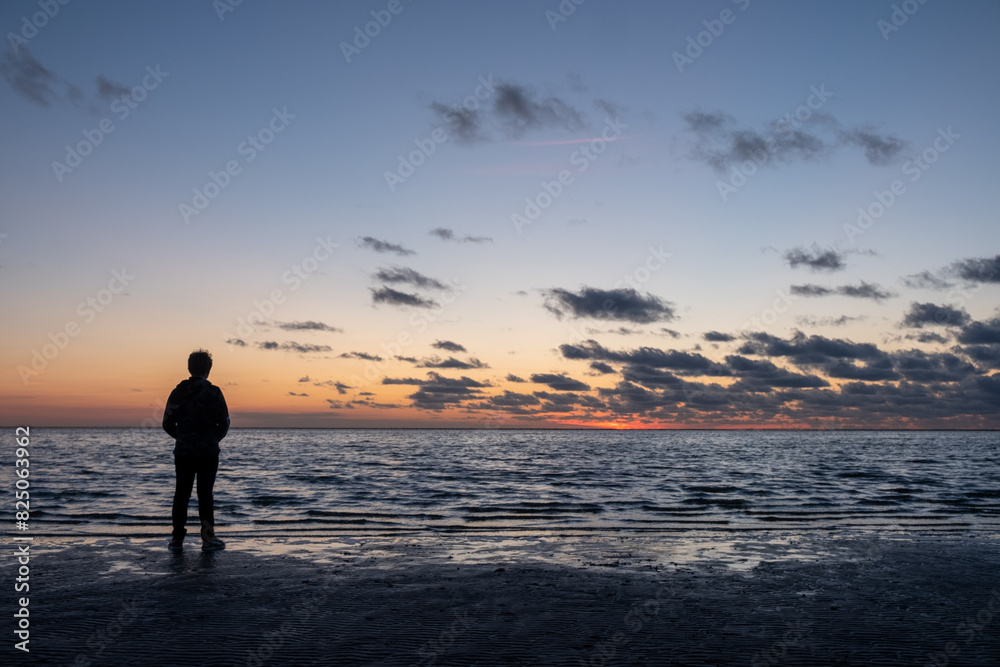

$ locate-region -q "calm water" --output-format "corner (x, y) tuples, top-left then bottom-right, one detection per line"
(15, 428), (1000, 535)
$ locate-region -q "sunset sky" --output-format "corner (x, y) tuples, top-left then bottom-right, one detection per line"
(2, 0), (999, 428)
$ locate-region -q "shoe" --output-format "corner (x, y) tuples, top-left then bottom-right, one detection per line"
(200, 520), (225, 551)
(169, 528), (186, 551)
(202, 537), (225, 552)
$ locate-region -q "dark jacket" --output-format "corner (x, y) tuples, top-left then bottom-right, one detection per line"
(162, 377), (230, 457)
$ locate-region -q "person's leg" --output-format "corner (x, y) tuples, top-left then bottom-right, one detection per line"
(195, 453), (220, 542)
(171, 455), (197, 540)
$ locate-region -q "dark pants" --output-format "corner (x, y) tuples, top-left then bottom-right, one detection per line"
(172, 453), (219, 539)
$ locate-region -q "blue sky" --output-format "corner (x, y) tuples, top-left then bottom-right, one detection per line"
(2, 0), (999, 427)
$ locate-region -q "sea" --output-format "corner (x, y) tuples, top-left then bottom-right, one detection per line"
(4, 428), (1000, 536)
(13, 428), (999, 537)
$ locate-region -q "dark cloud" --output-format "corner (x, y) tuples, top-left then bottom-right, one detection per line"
(838, 281), (895, 302)
(559, 339), (730, 376)
(682, 109), (908, 171)
(725, 355), (829, 389)
(431, 102), (487, 144)
(900, 270), (954, 290)
(225, 338), (247, 347)
(417, 356), (489, 370)
(796, 315), (863, 327)
(505, 374), (526, 383)
(298, 376), (310, 382)
(370, 286), (437, 308)
(950, 255), (1000, 284)
(783, 246), (846, 272)
(0, 48), (65, 106)
(703, 331), (736, 342)
(255, 341), (332, 353)
(957, 318), (1000, 345)
(543, 287), (676, 324)
(432, 340), (467, 353)
(839, 128), (909, 165)
(356, 236), (415, 256)
(530, 373), (590, 391)
(790, 284), (834, 297)
(395, 355), (418, 363)
(791, 281), (895, 302)
(95, 75), (131, 103)
(274, 320), (343, 332)
(334, 381), (351, 395)
(340, 351), (383, 362)
(373, 266), (449, 291)
(382, 372), (491, 411)
(589, 361), (615, 374)
(429, 227), (492, 244)
(904, 331), (950, 344)
(493, 82), (585, 138)
(900, 302), (971, 328)
(0, 49), (130, 111)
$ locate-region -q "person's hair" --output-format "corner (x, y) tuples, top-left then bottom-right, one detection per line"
(188, 349), (213, 377)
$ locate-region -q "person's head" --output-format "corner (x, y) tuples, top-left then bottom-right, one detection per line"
(188, 349), (213, 378)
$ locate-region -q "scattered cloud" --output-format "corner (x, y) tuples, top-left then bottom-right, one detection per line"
(791, 281), (895, 301)
(681, 109), (908, 171)
(0, 48), (131, 112)
(256, 341), (332, 353)
(274, 320), (343, 332)
(530, 373), (591, 391)
(225, 338), (247, 347)
(783, 245), (846, 272)
(370, 286), (437, 308)
(950, 255), (1000, 284)
(356, 236), (415, 256)
(493, 82), (585, 138)
(543, 287), (676, 323)
(432, 340), (467, 353)
(900, 270), (953, 290)
(506, 374), (526, 383)
(900, 302), (971, 328)
(340, 351), (384, 362)
(703, 331), (736, 342)
(417, 356), (489, 370)
(429, 227), (492, 244)
(383, 371), (491, 410)
(373, 266), (449, 290)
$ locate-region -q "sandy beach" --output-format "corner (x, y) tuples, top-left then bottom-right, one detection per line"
(11, 530), (999, 666)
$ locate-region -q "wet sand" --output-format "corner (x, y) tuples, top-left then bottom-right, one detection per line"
(15, 531), (1000, 666)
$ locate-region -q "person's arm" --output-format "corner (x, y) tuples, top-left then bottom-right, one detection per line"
(162, 388), (180, 438)
(214, 389), (230, 442)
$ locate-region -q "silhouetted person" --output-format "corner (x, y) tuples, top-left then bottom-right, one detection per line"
(163, 349), (229, 551)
